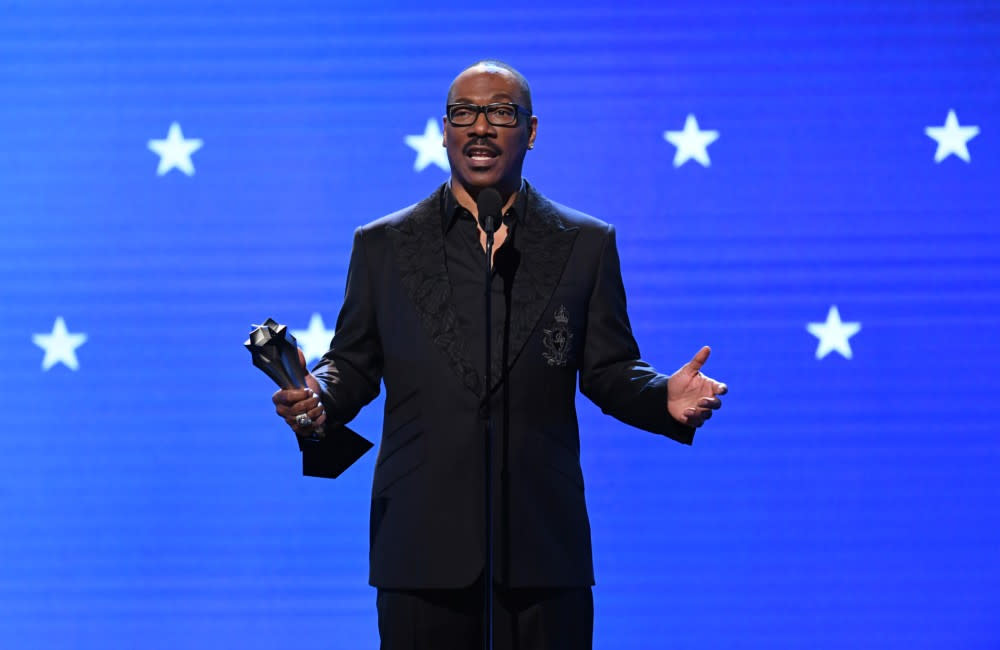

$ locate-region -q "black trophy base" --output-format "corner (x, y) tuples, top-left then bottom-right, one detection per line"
(301, 425), (374, 479)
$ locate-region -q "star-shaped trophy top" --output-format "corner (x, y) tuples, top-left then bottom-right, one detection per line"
(245, 318), (306, 389)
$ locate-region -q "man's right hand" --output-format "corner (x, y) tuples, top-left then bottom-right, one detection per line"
(272, 348), (327, 440)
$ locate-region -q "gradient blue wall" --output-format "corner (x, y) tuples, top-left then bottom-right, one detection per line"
(1, 2), (998, 648)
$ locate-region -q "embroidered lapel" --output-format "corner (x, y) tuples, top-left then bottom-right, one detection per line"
(388, 183), (580, 396)
(388, 187), (482, 396)
(489, 184), (579, 389)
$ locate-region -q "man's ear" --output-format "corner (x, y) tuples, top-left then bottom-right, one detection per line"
(527, 115), (538, 149)
(441, 117), (448, 147)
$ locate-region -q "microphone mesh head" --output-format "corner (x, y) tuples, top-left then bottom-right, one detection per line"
(476, 188), (503, 233)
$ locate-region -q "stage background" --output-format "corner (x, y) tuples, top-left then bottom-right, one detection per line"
(1, 1), (998, 647)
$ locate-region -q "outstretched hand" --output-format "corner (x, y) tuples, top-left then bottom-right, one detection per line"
(667, 346), (727, 428)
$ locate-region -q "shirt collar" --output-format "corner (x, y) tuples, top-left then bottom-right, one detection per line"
(442, 180), (528, 234)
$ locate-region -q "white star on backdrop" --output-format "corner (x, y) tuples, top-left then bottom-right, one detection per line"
(405, 118), (450, 172)
(663, 114), (719, 168)
(807, 306), (861, 360)
(925, 110), (980, 163)
(148, 122), (203, 176)
(32, 317), (87, 371)
(292, 313), (335, 364)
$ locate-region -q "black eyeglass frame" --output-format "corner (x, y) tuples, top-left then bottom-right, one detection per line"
(445, 102), (532, 127)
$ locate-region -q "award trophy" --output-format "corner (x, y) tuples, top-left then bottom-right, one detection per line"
(246, 318), (308, 390)
(245, 318), (372, 478)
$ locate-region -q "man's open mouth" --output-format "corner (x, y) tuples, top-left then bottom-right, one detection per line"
(465, 146), (499, 163)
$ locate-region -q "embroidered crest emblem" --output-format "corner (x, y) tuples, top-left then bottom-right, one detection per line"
(542, 305), (573, 367)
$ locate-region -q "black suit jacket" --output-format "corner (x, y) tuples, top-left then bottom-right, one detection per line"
(304, 182), (694, 589)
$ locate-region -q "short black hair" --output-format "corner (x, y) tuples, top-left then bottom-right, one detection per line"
(448, 59), (533, 115)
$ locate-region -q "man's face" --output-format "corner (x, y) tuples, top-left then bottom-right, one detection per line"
(443, 67), (537, 195)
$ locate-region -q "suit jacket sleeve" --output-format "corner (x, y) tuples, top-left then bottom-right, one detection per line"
(301, 226), (383, 450)
(578, 225), (695, 445)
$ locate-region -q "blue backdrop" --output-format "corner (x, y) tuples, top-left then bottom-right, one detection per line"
(1, 1), (998, 648)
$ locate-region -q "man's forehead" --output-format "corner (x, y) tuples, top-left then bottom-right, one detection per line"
(450, 89), (517, 102)
(448, 67), (522, 101)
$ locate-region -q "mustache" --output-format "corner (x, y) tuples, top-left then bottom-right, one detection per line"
(463, 138), (501, 155)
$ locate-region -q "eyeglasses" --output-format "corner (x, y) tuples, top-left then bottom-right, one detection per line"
(445, 102), (531, 127)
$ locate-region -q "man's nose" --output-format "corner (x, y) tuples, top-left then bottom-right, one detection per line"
(470, 111), (495, 136)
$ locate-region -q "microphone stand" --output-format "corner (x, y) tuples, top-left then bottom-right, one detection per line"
(482, 215), (496, 650)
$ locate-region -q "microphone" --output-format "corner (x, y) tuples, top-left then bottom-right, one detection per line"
(472, 186), (502, 650)
(476, 188), (503, 235)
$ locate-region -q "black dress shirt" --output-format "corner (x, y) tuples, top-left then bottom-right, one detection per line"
(441, 185), (528, 399)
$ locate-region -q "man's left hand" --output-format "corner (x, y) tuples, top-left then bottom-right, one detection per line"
(667, 346), (727, 428)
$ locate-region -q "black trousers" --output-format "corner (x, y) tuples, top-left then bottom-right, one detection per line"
(376, 577), (593, 650)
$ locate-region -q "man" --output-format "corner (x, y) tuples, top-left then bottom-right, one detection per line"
(272, 60), (727, 649)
